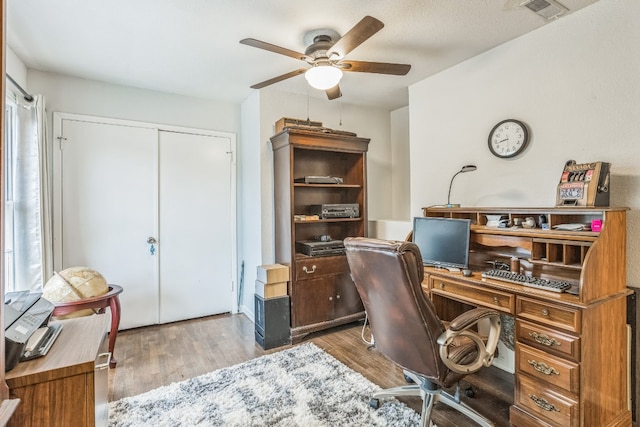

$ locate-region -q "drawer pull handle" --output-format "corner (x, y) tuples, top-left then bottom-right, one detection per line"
(303, 265), (317, 274)
(529, 332), (561, 347)
(328, 296), (333, 301)
(96, 352), (112, 370)
(493, 297), (499, 303)
(529, 395), (560, 412)
(439, 283), (444, 289)
(336, 294), (340, 299)
(528, 359), (559, 376)
(541, 309), (549, 316)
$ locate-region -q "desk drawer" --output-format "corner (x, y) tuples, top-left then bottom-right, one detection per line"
(516, 343), (579, 394)
(430, 278), (514, 314)
(516, 297), (581, 333)
(295, 256), (349, 280)
(517, 320), (580, 362)
(516, 373), (578, 427)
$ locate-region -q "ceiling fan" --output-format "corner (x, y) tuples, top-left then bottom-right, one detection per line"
(240, 16), (411, 100)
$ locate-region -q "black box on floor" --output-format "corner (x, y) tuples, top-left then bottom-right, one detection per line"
(254, 294), (291, 349)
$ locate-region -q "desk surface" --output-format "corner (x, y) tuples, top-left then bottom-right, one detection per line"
(425, 267), (631, 310)
(6, 314), (109, 389)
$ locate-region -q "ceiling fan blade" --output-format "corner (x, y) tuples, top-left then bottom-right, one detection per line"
(340, 60), (411, 75)
(325, 85), (342, 100)
(250, 68), (308, 89)
(328, 16), (384, 59)
(240, 38), (310, 62)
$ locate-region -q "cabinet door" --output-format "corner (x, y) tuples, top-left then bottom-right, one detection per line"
(291, 277), (335, 327)
(334, 273), (364, 318)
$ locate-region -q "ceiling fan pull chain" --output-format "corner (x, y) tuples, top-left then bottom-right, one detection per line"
(339, 98), (343, 126)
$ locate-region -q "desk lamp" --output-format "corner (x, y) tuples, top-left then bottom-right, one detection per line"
(446, 165), (477, 208)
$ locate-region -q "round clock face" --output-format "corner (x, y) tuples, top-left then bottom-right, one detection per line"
(488, 119), (529, 158)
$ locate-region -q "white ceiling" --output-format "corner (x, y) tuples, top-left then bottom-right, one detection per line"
(7, 0), (600, 111)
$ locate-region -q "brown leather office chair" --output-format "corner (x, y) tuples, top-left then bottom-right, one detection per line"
(344, 237), (501, 427)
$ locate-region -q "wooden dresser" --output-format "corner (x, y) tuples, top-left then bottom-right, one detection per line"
(422, 207), (631, 427)
(5, 314), (110, 427)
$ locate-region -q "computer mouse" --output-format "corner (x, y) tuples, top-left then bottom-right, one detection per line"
(462, 268), (473, 277)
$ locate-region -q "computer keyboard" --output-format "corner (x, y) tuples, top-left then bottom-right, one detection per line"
(481, 269), (573, 293)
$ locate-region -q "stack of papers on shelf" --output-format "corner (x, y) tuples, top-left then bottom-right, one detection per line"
(552, 223), (591, 231)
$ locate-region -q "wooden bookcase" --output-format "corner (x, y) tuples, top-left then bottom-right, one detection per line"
(271, 128), (369, 343)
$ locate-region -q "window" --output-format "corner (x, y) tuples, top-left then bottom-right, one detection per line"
(3, 90), (50, 292)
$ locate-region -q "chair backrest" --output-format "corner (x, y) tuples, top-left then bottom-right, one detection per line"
(344, 237), (449, 384)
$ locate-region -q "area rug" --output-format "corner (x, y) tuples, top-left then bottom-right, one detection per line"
(109, 342), (421, 426)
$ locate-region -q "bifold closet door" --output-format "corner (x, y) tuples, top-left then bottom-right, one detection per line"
(58, 120), (159, 329)
(158, 131), (232, 323)
(57, 118), (234, 330)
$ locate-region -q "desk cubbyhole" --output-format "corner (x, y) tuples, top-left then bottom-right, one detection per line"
(531, 241), (548, 262)
(531, 239), (592, 268)
(547, 243), (563, 264)
(563, 245), (582, 266)
(548, 213), (603, 229)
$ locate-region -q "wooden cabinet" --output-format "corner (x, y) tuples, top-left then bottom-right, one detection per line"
(423, 206), (631, 427)
(5, 314), (110, 427)
(271, 128), (369, 343)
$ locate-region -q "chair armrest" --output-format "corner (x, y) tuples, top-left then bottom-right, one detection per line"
(448, 307), (500, 332)
(436, 309), (501, 375)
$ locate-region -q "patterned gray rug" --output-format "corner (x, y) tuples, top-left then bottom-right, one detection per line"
(109, 342), (421, 426)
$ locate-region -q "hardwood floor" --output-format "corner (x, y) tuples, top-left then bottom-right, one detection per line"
(108, 313), (512, 427)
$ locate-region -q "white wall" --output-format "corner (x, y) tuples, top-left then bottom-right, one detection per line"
(390, 106), (410, 221)
(409, 0), (640, 288)
(27, 70), (240, 135)
(6, 46), (27, 97)
(238, 91), (262, 318)
(368, 105), (412, 241)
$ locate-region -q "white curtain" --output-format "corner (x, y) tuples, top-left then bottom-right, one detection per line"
(13, 94), (52, 291)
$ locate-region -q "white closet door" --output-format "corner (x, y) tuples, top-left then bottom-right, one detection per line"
(58, 119), (159, 329)
(158, 131), (233, 323)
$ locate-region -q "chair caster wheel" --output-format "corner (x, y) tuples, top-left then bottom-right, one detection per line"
(465, 387), (475, 398)
(369, 398), (380, 409)
(404, 373), (415, 383)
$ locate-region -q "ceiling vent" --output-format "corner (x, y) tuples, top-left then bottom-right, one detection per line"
(521, 0), (569, 20)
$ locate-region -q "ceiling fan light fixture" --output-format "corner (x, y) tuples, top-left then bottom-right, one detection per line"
(305, 65), (343, 90)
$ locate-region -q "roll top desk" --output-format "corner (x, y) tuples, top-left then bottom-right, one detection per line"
(422, 206), (631, 427)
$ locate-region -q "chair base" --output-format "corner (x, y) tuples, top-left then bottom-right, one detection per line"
(370, 370), (494, 427)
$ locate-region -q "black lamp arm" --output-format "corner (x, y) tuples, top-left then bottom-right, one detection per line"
(447, 165), (477, 205)
(447, 171), (463, 205)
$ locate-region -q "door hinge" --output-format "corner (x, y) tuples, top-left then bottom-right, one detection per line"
(57, 136), (68, 150)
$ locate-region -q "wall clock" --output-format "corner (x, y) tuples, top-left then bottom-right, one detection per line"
(488, 119), (529, 158)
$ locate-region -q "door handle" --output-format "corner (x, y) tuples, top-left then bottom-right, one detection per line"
(147, 237), (157, 255)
